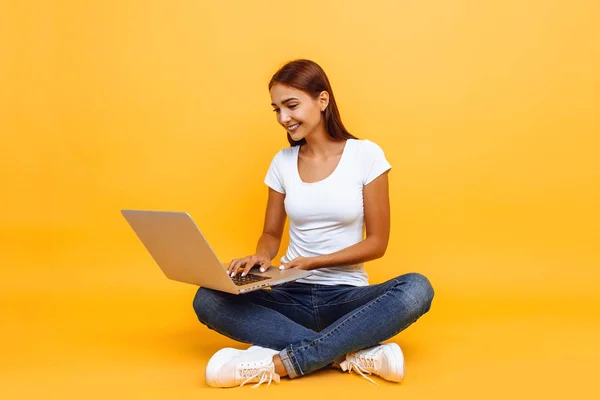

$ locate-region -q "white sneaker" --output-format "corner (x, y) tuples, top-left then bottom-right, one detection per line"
(339, 343), (405, 385)
(205, 346), (281, 388)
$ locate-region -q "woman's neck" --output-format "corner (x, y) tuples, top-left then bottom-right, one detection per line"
(301, 127), (345, 158)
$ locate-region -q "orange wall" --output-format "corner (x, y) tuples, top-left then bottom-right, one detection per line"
(1, 0), (598, 297)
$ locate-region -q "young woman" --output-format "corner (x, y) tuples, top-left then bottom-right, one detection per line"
(193, 59), (434, 388)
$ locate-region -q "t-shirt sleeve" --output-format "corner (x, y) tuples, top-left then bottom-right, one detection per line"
(264, 151), (286, 194)
(362, 140), (392, 185)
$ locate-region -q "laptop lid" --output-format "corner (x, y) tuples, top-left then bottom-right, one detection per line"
(121, 209), (242, 294)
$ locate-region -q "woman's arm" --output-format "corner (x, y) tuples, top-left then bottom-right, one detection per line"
(282, 171), (391, 270)
(255, 187), (287, 261)
(231, 187), (287, 277)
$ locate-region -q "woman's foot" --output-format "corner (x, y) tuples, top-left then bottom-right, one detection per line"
(338, 343), (405, 384)
(205, 346), (281, 388)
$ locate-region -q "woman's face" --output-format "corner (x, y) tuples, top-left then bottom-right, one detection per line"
(270, 84), (328, 142)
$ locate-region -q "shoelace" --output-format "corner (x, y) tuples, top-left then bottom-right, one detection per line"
(239, 366), (280, 388)
(342, 348), (384, 386)
(343, 360), (379, 386)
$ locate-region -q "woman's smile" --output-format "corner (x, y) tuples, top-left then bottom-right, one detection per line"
(287, 123), (301, 133)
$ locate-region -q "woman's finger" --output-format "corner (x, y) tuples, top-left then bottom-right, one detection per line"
(258, 260), (270, 273)
(227, 259), (238, 273)
(231, 259), (246, 277)
(242, 256), (260, 276)
(229, 259), (241, 275)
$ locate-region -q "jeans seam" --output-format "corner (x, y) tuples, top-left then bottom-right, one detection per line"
(315, 305), (322, 333)
(312, 286), (322, 332)
(286, 345), (304, 377)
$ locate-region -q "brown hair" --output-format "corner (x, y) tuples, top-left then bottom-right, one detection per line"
(269, 59), (358, 147)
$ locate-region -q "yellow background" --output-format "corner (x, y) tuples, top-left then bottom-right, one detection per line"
(1, 0), (599, 398)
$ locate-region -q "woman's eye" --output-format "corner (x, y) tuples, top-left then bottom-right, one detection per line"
(273, 109), (280, 113)
(289, 104), (298, 109)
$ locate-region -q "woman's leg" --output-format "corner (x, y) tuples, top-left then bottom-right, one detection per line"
(278, 272), (434, 378)
(192, 282), (321, 351)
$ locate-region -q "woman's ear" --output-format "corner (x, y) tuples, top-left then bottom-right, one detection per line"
(319, 91), (330, 111)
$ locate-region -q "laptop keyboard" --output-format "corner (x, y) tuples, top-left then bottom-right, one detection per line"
(231, 273), (271, 286)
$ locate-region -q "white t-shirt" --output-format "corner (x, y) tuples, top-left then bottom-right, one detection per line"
(263, 139), (392, 286)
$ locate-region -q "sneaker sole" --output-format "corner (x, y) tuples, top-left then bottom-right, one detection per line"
(383, 343), (405, 382)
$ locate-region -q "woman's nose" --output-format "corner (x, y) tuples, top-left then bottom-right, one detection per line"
(279, 110), (291, 124)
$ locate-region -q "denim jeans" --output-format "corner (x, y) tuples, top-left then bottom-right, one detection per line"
(192, 272), (434, 379)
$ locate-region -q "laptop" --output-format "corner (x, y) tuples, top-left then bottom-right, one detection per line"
(120, 209), (312, 294)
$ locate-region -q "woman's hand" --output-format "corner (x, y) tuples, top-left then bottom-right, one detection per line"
(280, 256), (317, 271)
(228, 252), (272, 277)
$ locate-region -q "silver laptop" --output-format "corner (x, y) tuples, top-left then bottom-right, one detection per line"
(121, 209), (312, 294)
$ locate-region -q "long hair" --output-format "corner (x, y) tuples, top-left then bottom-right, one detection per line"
(269, 59), (358, 147)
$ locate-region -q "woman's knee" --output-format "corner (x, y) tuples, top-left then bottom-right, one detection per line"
(192, 287), (221, 325)
(400, 272), (435, 314)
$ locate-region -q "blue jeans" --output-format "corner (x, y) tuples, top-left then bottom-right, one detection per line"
(192, 272), (434, 379)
